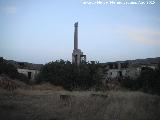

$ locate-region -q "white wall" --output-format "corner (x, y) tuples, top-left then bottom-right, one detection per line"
(17, 68), (39, 80)
(106, 68), (141, 79)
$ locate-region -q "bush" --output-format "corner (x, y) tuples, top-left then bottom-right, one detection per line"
(36, 60), (101, 90)
(0, 57), (29, 83)
(0, 58), (18, 78)
(120, 64), (160, 95)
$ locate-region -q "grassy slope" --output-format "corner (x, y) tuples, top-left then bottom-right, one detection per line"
(0, 89), (160, 120)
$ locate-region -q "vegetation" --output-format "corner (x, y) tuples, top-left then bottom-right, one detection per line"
(0, 90), (160, 120)
(36, 59), (160, 95)
(0, 57), (17, 78)
(1, 56), (160, 95)
(36, 60), (101, 90)
(0, 57), (29, 83)
(120, 63), (160, 95)
(1, 57), (160, 119)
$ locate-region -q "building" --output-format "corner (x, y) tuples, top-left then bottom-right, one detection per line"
(103, 58), (160, 80)
(16, 62), (42, 81)
(6, 60), (43, 82)
(17, 68), (39, 81)
(105, 62), (133, 79)
(72, 22), (86, 66)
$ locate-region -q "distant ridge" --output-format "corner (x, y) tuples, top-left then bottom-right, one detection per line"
(126, 57), (160, 65)
(0, 57), (43, 70)
(1, 56), (160, 68)
(100, 57), (160, 66)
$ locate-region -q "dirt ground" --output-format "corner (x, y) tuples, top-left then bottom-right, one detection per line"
(0, 88), (160, 120)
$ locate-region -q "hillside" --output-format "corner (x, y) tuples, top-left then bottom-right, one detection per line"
(0, 90), (159, 120)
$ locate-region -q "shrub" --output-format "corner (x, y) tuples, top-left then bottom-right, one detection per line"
(120, 64), (160, 95)
(0, 57), (29, 83)
(36, 60), (101, 90)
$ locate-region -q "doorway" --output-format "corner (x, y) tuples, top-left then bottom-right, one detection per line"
(28, 72), (32, 79)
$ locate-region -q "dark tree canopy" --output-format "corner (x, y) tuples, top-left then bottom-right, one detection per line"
(120, 63), (160, 95)
(36, 60), (101, 90)
(0, 57), (29, 83)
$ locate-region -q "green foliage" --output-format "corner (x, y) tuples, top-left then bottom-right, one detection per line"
(36, 59), (101, 90)
(0, 58), (18, 78)
(138, 66), (160, 95)
(121, 64), (160, 95)
(0, 57), (29, 83)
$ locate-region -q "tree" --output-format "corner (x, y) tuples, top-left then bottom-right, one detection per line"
(36, 60), (101, 90)
(0, 57), (29, 83)
(120, 64), (160, 95)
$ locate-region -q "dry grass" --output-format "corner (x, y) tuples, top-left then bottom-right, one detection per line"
(31, 83), (64, 91)
(0, 88), (160, 120)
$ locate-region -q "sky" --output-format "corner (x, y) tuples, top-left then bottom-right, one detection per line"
(0, 0), (160, 64)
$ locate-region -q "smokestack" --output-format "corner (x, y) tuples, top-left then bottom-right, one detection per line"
(74, 22), (78, 50)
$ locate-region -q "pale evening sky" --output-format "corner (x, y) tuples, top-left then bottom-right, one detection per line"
(0, 0), (160, 64)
